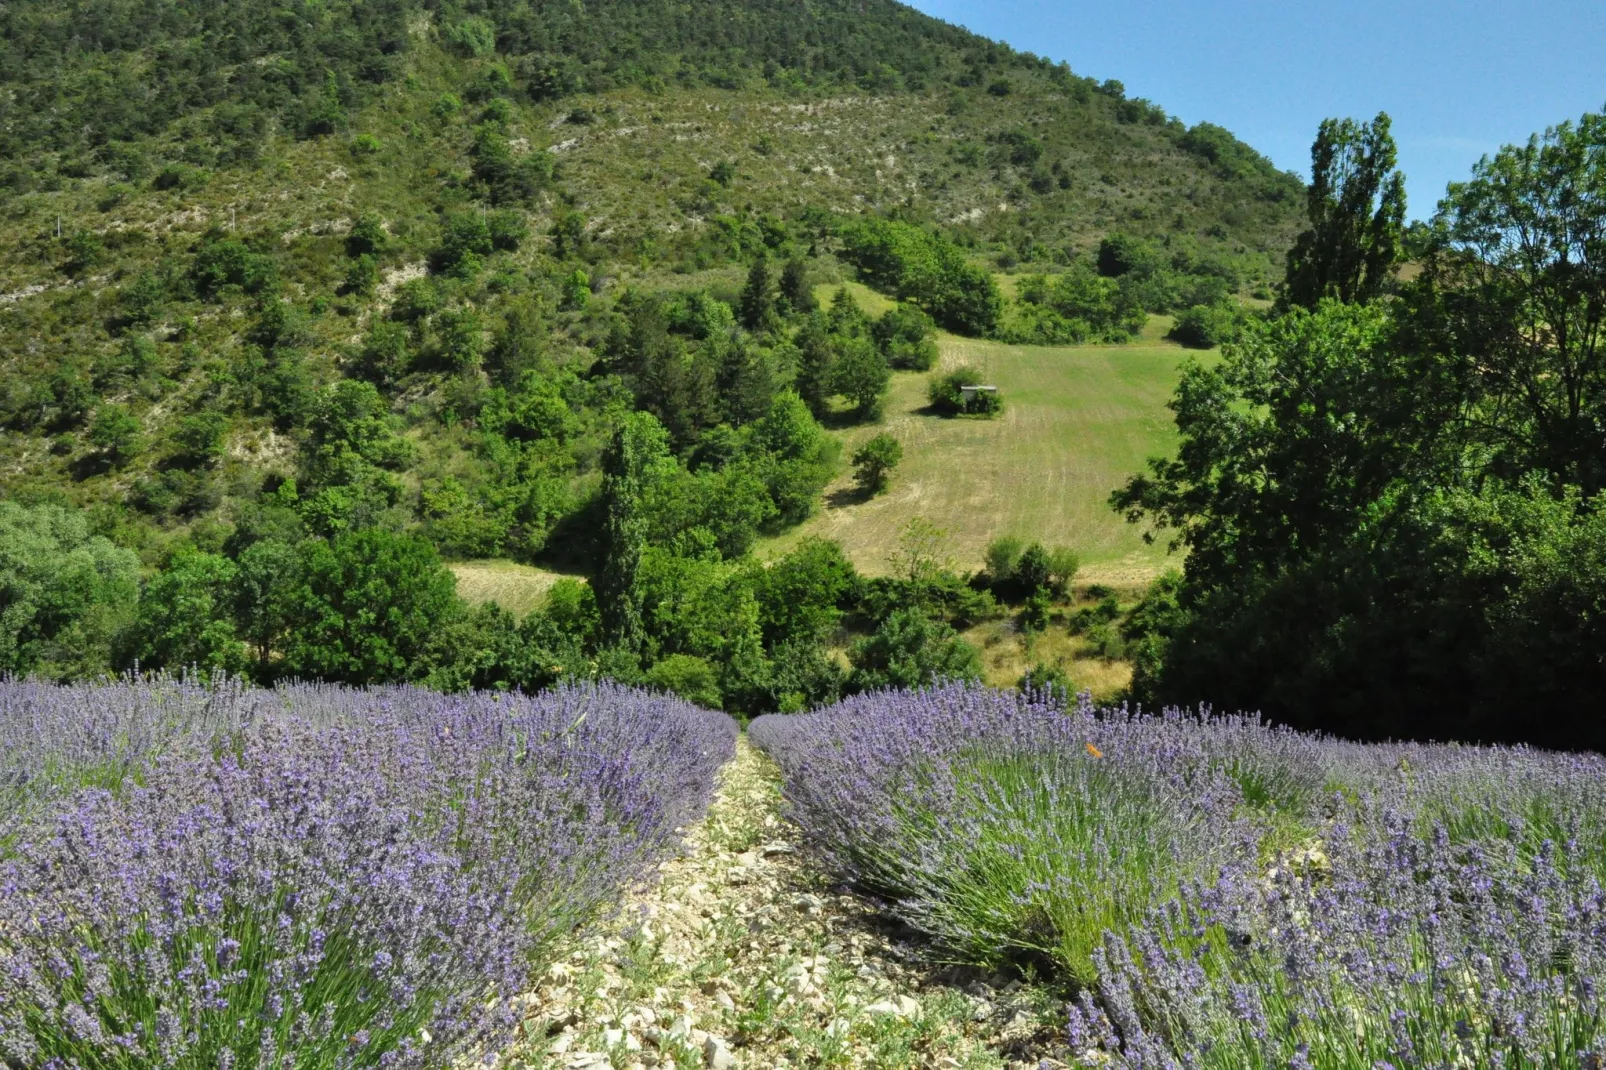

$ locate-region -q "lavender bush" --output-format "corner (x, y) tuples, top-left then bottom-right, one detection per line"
(753, 684), (1606, 1062)
(750, 686), (1264, 982)
(0, 676), (736, 1069)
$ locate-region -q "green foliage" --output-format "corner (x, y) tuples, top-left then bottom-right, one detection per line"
(1018, 661), (1074, 701)
(851, 433), (903, 496)
(596, 412), (675, 652)
(87, 403), (142, 464)
(171, 412), (229, 468)
(644, 653), (724, 708)
(752, 538), (858, 646)
(279, 529), (459, 684)
(927, 366), (1000, 417)
(838, 218), (1003, 335)
(1168, 302), (1249, 348)
(190, 232), (276, 299)
(739, 253), (778, 332)
(346, 212), (388, 257)
(779, 258), (816, 315)
(343, 254), (379, 297)
(0, 501), (139, 679)
(830, 336), (890, 420)
(984, 536), (1025, 585)
(434, 212), (494, 275)
(1116, 109), (1606, 746)
(1012, 265), (1149, 342)
(446, 17), (497, 58)
(1281, 112), (1406, 310)
(121, 549), (245, 673)
(847, 608), (982, 692)
(872, 303), (938, 371)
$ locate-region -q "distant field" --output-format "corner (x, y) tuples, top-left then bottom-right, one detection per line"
(449, 560), (577, 617)
(761, 327), (1201, 588)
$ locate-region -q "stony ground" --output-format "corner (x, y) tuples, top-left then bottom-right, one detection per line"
(508, 739), (1070, 1070)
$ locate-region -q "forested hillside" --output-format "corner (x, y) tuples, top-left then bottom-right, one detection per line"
(0, 0), (1303, 708)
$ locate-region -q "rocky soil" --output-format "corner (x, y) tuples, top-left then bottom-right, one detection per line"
(509, 739), (1070, 1070)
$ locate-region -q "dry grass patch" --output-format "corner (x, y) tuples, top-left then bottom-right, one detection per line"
(449, 559), (578, 618)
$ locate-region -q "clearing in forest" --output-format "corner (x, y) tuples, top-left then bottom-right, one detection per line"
(762, 327), (1199, 588)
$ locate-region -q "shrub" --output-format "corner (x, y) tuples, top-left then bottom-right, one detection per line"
(645, 653), (723, 709)
(346, 212), (388, 257)
(847, 609), (982, 692)
(873, 303), (939, 370)
(851, 433), (903, 495)
(171, 411), (230, 467)
(1168, 301), (1248, 348)
(87, 403), (142, 463)
(927, 366), (1001, 417)
(838, 218), (1003, 336)
(984, 536), (1024, 584)
(0, 502), (139, 679)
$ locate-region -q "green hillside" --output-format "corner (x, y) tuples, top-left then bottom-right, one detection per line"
(0, 0), (1305, 707)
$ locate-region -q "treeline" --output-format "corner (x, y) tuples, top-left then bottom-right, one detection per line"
(3, 492), (1064, 714)
(1004, 232), (1255, 346)
(1117, 109), (1606, 751)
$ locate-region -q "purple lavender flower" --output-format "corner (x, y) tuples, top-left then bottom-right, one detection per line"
(0, 676), (736, 1068)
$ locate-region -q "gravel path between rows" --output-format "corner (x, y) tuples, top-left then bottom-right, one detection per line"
(512, 737), (1068, 1070)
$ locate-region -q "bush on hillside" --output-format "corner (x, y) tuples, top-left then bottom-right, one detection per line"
(928, 366), (1002, 417)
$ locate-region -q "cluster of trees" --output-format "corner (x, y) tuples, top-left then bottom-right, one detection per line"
(1, 494), (1016, 715)
(1117, 109), (1606, 750)
(1004, 233), (1250, 344)
(837, 219), (1004, 335)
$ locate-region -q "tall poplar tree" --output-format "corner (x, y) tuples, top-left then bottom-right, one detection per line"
(596, 412), (673, 652)
(1282, 112), (1407, 309)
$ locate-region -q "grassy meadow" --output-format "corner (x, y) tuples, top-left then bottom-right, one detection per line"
(448, 560), (578, 618)
(763, 296), (1198, 588)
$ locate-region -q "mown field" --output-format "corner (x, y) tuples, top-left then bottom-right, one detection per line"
(763, 297), (1198, 587)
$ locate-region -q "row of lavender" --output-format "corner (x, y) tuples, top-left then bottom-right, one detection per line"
(752, 685), (1606, 1067)
(0, 676), (737, 1069)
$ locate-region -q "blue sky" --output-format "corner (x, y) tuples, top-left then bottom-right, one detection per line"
(905, 0), (1605, 219)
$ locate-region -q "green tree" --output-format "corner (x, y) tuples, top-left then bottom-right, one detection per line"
(346, 211), (387, 257)
(596, 412), (675, 653)
(873, 303), (938, 370)
(752, 537), (858, 646)
(851, 433), (903, 495)
(792, 314), (836, 417)
(88, 403), (142, 464)
(984, 535), (1025, 584)
(281, 529), (459, 684)
(644, 653), (724, 708)
(354, 320), (410, 386)
(1281, 113), (1407, 310)
(830, 336), (890, 420)
(231, 537), (303, 676)
(433, 308), (485, 371)
(171, 412), (229, 468)
(739, 252), (778, 332)
(121, 550), (245, 673)
(749, 390), (837, 525)
(779, 258), (816, 315)
(1422, 108), (1606, 493)
(0, 501), (139, 679)
(848, 609), (982, 691)
(552, 210), (587, 259)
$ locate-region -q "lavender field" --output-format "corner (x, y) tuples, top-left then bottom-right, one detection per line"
(752, 685), (1606, 1067)
(0, 676), (736, 1069)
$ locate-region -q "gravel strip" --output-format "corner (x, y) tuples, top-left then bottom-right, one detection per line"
(509, 737), (1069, 1069)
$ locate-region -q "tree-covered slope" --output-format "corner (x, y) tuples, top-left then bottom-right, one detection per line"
(0, 0), (1304, 568)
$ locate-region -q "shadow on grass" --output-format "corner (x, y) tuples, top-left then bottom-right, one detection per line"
(825, 484), (877, 510)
